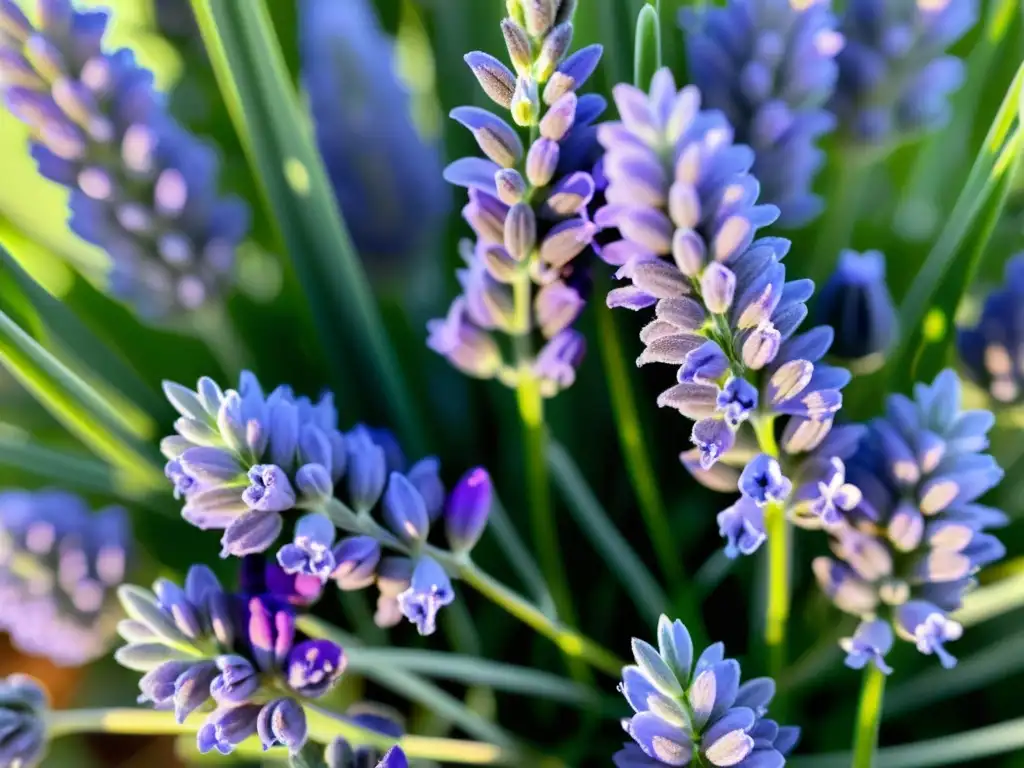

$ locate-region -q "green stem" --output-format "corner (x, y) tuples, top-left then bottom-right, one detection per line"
(808, 147), (873, 287)
(46, 707), (514, 765)
(594, 295), (681, 587)
(458, 560), (625, 677)
(188, 302), (252, 379)
(852, 665), (887, 768)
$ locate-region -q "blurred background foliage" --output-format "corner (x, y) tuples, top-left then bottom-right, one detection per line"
(1, 0), (1024, 765)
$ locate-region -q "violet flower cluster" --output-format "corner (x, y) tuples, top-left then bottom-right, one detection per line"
(428, 0), (605, 396)
(813, 249), (897, 363)
(297, 706), (408, 768)
(831, 0), (978, 144)
(597, 68), (850, 555)
(614, 616), (798, 767)
(813, 370), (1006, 670)
(0, 0), (249, 318)
(302, 0), (447, 264)
(957, 253), (1024, 405)
(682, 0), (845, 227)
(0, 489), (130, 667)
(115, 563), (346, 755)
(161, 371), (492, 637)
(0, 674), (48, 768)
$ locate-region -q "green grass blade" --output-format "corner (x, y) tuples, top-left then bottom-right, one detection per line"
(487, 494), (557, 617)
(0, 309), (163, 489)
(791, 717), (1024, 767)
(345, 646), (603, 710)
(0, 242), (163, 434)
(953, 570), (1024, 626)
(547, 439), (669, 626)
(295, 616), (521, 752)
(0, 434), (120, 496)
(634, 4), (662, 89)
(889, 61), (1024, 391)
(188, 0), (424, 453)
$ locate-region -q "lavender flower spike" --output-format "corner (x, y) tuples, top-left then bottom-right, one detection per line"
(429, 0), (605, 397)
(957, 253), (1024, 405)
(0, 0), (249, 318)
(301, 0), (447, 264)
(0, 490), (130, 666)
(832, 0), (978, 144)
(615, 615), (799, 766)
(598, 68), (850, 556)
(815, 370), (1006, 671)
(814, 250), (897, 363)
(683, 0), (844, 226)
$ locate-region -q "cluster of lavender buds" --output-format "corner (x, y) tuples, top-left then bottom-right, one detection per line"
(813, 250), (897, 363)
(682, 0), (845, 227)
(295, 706), (408, 768)
(957, 253), (1024, 405)
(0, 489), (130, 667)
(0, 675), (48, 768)
(614, 616), (798, 767)
(597, 68), (850, 554)
(115, 564), (347, 755)
(161, 371), (492, 637)
(302, 0), (447, 264)
(814, 370), (1006, 670)
(428, 0), (605, 396)
(0, 0), (249, 318)
(831, 0), (978, 144)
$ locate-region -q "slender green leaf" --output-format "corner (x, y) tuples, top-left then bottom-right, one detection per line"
(792, 716), (1024, 767)
(345, 646), (604, 710)
(0, 241), (163, 434)
(634, 4), (662, 90)
(0, 434), (121, 496)
(189, 0), (424, 453)
(547, 439), (669, 627)
(953, 570), (1024, 627)
(295, 616), (521, 752)
(885, 627), (1024, 718)
(487, 493), (557, 617)
(890, 61), (1024, 391)
(0, 309), (163, 489)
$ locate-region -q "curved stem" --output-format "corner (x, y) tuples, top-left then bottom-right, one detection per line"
(46, 706), (514, 765)
(594, 295), (681, 587)
(851, 665), (887, 768)
(458, 560), (625, 677)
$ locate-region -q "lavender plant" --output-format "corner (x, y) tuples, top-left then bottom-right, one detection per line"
(682, 0), (845, 227)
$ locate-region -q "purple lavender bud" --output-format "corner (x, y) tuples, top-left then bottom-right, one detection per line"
(716, 376), (759, 428)
(536, 22), (574, 81)
(397, 556), (456, 636)
(276, 512), (337, 582)
(739, 454), (792, 506)
(172, 661), (218, 724)
(378, 747), (410, 768)
(741, 323), (782, 370)
(679, 341), (729, 385)
(331, 536), (382, 591)
(451, 107), (523, 168)
(540, 92), (577, 141)
(539, 218), (596, 269)
(897, 601), (962, 669)
(717, 496), (767, 559)
(405, 458), (445, 521)
(534, 329), (586, 396)
(178, 447), (244, 484)
(500, 18), (532, 75)
(504, 202), (537, 262)
(137, 661), (194, 707)
(345, 428), (388, 513)
(465, 51), (516, 108)
(691, 418), (735, 470)
(220, 507), (284, 558)
(210, 655), (260, 705)
(526, 137), (560, 187)
(382, 472), (430, 543)
(427, 298), (504, 379)
(535, 280), (584, 338)
(672, 229), (706, 277)
(445, 467), (493, 552)
(495, 168), (527, 204)
(0, 675), (47, 768)
(246, 596), (295, 673)
(543, 44), (602, 104)
(701, 263), (737, 314)
(198, 704), (262, 755)
(242, 465), (296, 513)
(295, 463), (333, 504)
(257, 697), (308, 753)
(842, 620), (894, 675)
(286, 639), (346, 698)
(153, 579), (202, 640)
(809, 457), (862, 525)
(522, 0), (557, 36)
(814, 250), (897, 360)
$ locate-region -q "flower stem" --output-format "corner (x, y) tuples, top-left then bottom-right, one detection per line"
(808, 146), (873, 287)
(458, 560), (625, 677)
(188, 302), (253, 379)
(852, 664), (887, 768)
(594, 293), (681, 588)
(46, 706), (515, 765)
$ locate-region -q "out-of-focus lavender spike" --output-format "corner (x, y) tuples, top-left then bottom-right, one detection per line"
(683, 0), (844, 227)
(0, 489), (131, 666)
(0, 0), (250, 319)
(814, 249), (897, 363)
(301, 0), (448, 265)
